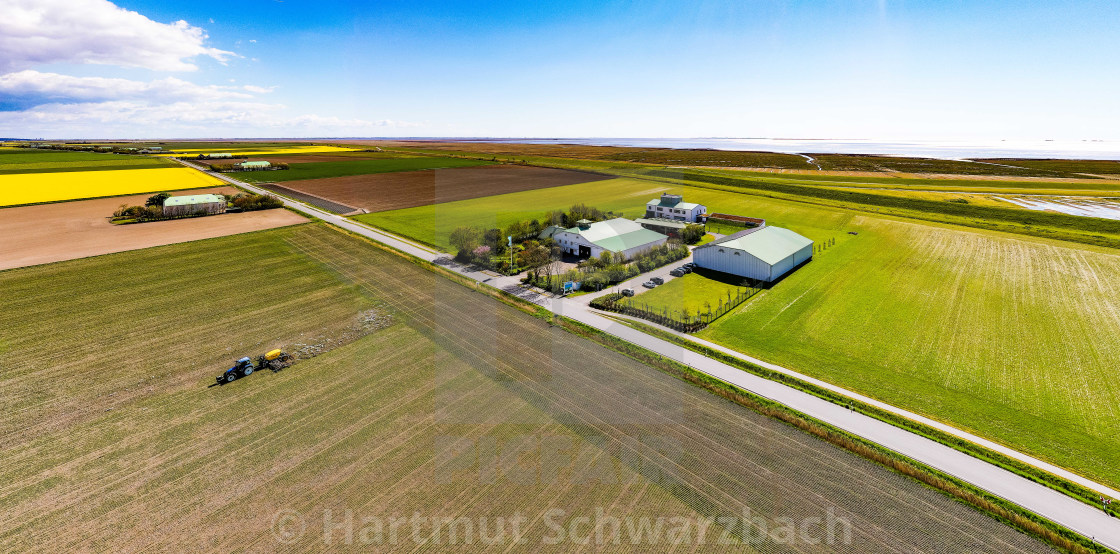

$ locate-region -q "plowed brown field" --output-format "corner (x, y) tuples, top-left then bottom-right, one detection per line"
(0, 187), (307, 270)
(276, 165), (611, 213)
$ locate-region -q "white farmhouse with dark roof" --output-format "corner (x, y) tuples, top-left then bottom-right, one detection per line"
(552, 218), (668, 259)
(645, 193), (706, 223)
(693, 226), (813, 282)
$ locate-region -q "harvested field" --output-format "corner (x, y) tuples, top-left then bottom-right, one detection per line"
(235, 156), (494, 183)
(242, 154), (379, 164)
(0, 224), (1050, 552)
(0, 187), (307, 270)
(259, 183), (358, 214)
(279, 164), (612, 213)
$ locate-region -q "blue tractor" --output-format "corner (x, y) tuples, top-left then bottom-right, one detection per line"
(217, 349), (293, 384)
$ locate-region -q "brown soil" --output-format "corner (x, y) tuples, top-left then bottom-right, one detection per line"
(240, 154), (372, 164)
(275, 164), (612, 213)
(0, 187), (307, 271)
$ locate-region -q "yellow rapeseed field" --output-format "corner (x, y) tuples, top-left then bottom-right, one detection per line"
(0, 167), (224, 207)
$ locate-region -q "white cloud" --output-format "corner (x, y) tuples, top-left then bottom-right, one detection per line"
(0, 0), (235, 71)
(0, 100), (422, 138)
(241, 85), (275, 94)
(0, 70), (253, 101)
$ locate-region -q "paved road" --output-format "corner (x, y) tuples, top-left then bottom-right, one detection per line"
(182, 159), (1120, 550)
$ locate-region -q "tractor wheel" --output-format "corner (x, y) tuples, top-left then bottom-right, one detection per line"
(226, 372), (237, 383)
(243, 366), (253, 377)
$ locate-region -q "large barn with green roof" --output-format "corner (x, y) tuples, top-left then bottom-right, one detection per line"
(692, 225), (813, 282)
(552, 218), (668, 260)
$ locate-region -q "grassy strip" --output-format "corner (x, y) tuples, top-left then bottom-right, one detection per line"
(605, 314), (1120, 519)
(323, 222), (1107, 553)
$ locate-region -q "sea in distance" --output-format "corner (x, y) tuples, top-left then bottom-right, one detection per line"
(399, 137), (1120, 161)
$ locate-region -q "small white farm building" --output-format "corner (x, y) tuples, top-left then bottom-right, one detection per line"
(693, 226), (813, 282)
(162, 194), (227, 217)
(552, 218), (668, 259)
(237, 160), (272, 170)
(645, 193), (706, 223)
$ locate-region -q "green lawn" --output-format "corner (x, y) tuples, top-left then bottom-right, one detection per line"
(364, 174), (1120, 489)
(357, 177), (842, 251)
(236, 156), (494, 182)
(0, 148), (173, 174)
(620, 271), (749, 316)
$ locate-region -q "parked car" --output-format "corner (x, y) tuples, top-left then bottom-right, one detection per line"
(620, 288), (635, 297)
(651, 277), (665, 285)
(683, 262), (697, 270)
(681, 265), (693, 273)
(669, 268), (685, 277)
(642, 281), (657, 289)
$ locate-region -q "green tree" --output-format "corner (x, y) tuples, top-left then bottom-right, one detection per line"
(145, 192), (171, 207)
(449, 227), (483, 257)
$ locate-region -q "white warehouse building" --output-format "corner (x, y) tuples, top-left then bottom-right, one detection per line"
(693, 226), (813, 282)
(552, 218), (668, 260)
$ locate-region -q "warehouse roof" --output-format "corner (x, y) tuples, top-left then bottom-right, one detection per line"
(163, 194), (226, 207)
(565, 218), (666, 253)
(700, 226), (812, 265)
(239, 160), (271, 168)
(634, 217), (688, 229)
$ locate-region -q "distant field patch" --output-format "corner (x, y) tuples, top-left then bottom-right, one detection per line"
(0, 187), (307, 270)
(280, 164), (610, 213)
(235, 156), (494, 183)
(358, 177), (840, 251)
(159, 145), (363, 157)
(0, 166), (224, 206)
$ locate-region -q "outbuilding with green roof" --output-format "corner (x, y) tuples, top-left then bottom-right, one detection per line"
(692, 225), (812, 282)
(552, 218), (668, 260)
(162, 194), (228, 218)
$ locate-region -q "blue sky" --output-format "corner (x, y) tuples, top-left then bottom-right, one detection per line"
(1, 0), (1117, 139)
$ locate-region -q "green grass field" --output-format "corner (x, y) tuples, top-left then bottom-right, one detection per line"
(356, 177), (845, 251)
(620, 271), (748, 316)
(236, 156), (494, 182)
(0, 222), (1040, 551)
(0, 148), (174, 174)
(364, 175), (1120, 489)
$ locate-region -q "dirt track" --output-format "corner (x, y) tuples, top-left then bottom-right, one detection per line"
(0, 187), (307, 270)
(275, 164), (611, 213)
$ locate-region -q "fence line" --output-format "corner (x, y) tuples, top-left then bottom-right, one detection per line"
(590, 282), (761, 333)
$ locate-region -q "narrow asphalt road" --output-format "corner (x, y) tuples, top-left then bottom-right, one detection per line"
(183, 159), (1120, 550)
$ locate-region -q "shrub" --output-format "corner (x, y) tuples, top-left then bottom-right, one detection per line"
(230, 193), (283, 212)
(145, 192), (170, 207)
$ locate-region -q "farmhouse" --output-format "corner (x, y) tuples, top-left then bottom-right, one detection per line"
(162, 194), (227, 217)
(553, 218), (667, 259)
(238, 160), (272, 170)
(645, 193), (706, 223)
(693, 226), (812, 282)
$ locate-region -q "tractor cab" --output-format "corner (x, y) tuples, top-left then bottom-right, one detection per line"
(217, 357), (256, 384)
